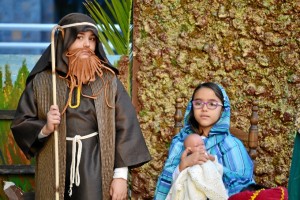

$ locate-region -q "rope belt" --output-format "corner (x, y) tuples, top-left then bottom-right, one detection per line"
(66, 132), (98, 196)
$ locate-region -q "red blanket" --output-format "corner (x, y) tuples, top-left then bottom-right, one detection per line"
(228, 186), (288, 200)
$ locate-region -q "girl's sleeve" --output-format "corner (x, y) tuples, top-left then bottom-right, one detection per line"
(154, 134), (185, 200)
(221, 137), (255, 196)
(11, 80), (47, 159)
(172, 166), (180, 181)
(113, 78), (151, 168)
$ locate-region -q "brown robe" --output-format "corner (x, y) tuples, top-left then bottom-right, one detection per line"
(11, 70), (151, 199)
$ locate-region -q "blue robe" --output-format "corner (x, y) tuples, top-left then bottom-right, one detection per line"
(154, 84), (255, 199)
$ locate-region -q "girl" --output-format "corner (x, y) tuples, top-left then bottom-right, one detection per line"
(11, 13), (151, 200)
(154, 82), (255, 199)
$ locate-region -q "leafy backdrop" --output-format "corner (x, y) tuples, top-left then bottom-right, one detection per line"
(132, 0), (300, 198)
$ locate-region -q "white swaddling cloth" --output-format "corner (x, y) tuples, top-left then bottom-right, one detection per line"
(166, 158), (228, 200)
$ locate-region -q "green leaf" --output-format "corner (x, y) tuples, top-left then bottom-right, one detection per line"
(84, 0), (132, 57)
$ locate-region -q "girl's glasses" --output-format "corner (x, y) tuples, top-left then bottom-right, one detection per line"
(192, 100), (223, 110)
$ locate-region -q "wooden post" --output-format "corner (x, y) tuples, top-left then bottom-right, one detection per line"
(174, 98), (184, 134)
(249, 100), (259, 175)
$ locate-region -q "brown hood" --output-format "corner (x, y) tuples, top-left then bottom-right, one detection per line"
(26, 12), (118, 84)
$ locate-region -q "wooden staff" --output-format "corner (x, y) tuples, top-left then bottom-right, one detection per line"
(51, 25), (62, 200)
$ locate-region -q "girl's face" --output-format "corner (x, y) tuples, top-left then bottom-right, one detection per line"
(68, 30), (97, 58)
(193, 87), (223, 136)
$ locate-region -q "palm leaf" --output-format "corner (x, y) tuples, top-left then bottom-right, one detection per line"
(84, 2), (115, 54)
(83, 0), (132, 56)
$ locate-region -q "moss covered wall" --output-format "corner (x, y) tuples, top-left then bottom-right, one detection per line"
(132, 0), (300, 198)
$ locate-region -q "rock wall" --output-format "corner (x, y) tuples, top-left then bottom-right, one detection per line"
(132, 0), (300, 198)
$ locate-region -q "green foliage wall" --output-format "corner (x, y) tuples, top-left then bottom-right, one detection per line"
(133, 0), (300, 198)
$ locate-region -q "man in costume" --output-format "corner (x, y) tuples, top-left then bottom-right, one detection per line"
(11, 13), (151, 200)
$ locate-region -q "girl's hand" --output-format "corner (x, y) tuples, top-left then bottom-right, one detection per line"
(179, 147), (209, 171)
(110, 178), (127, 200)
(208, 153), (215, 161)
(42, 105), (61, 135)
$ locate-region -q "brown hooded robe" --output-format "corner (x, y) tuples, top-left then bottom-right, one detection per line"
(11, 13), (151, 200)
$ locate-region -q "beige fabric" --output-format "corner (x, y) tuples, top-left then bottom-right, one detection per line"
(33, 70), (117, 199)
(166, 159), (228, 200)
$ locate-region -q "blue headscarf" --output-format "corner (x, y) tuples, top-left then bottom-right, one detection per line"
(154, 83), (254, 199)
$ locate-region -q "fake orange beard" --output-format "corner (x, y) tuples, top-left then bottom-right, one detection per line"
(66, 48), (109, 86)
(60, 48), (115, 114)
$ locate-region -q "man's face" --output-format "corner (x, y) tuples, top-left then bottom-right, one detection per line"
(68, 30), (97, 59)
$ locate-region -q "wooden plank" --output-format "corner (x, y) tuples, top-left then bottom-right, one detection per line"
(0, 110), (15, 120)
(0, 165), (35, 175)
